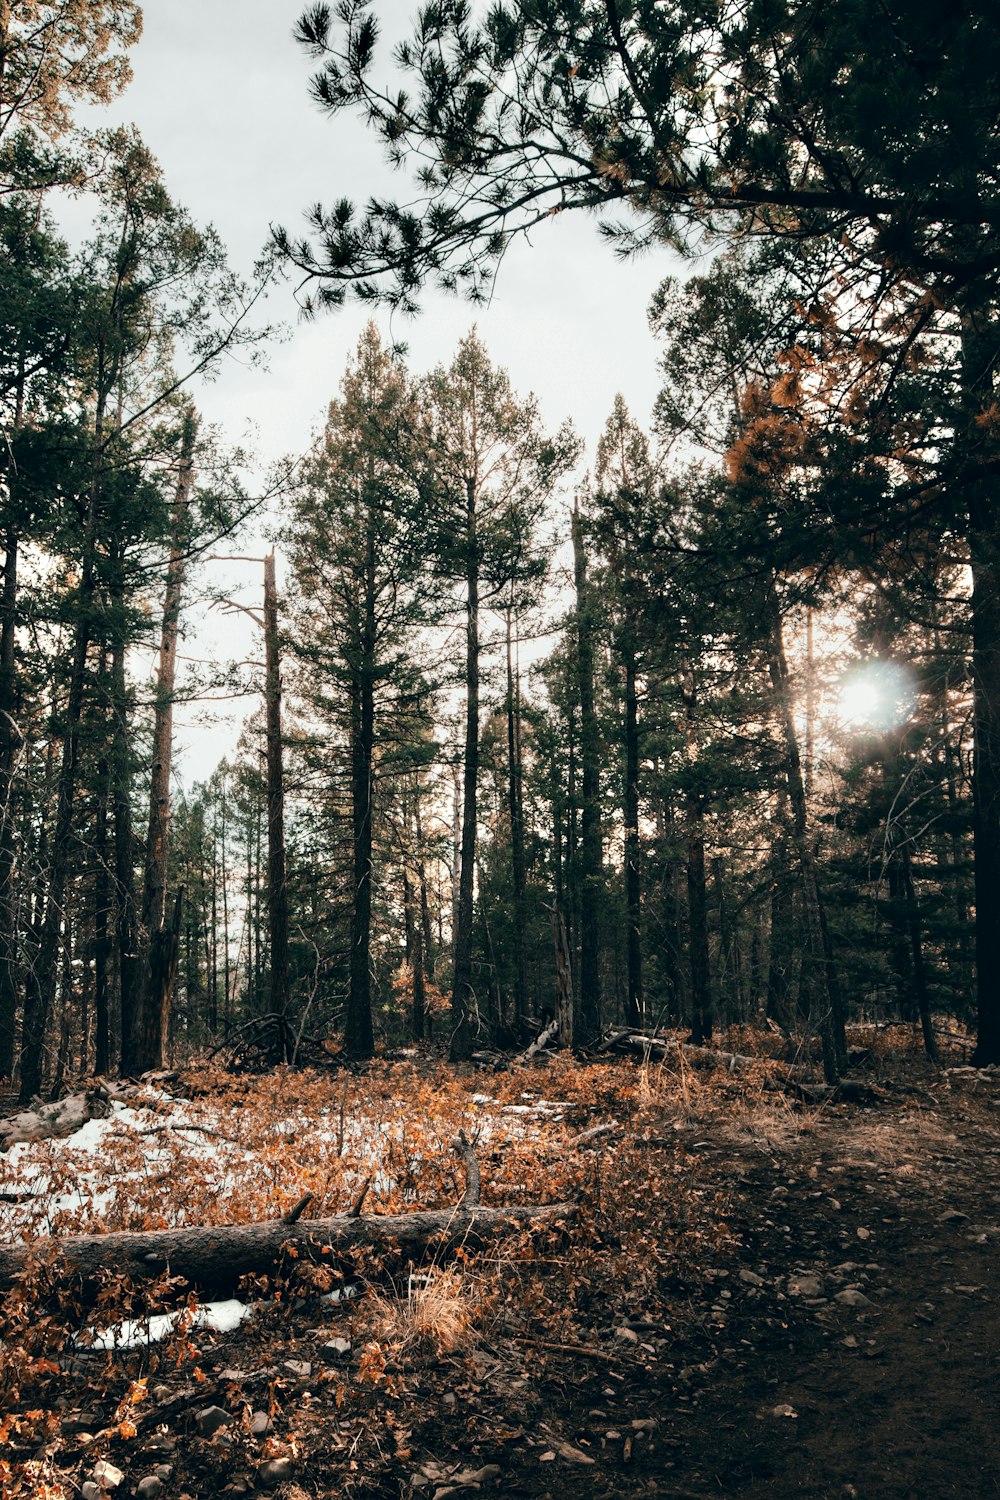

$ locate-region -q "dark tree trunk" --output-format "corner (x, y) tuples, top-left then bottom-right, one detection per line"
(450, 478), (479, 1061)
(964, 315), (1000, 1065)
(572, 502), (601, 1044)
(93, 756), (111, 1077)
(765, 584), (847, 1081)
(110, 628), (140, 1072)
(263, 553), (290, 1054)
(765, 807), (792, 1028)
(681, 665), (712, 1046)
(18, 565), (97, 1100)
(623, 639), (643, 1027)
(129, 413), (196, 1072)
(505, 608), (529, 1029)
(0, 526), (20, 1078)
(345, 491), (377, 1057)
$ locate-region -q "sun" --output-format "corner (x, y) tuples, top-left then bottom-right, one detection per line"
(836, 660), (916, 733)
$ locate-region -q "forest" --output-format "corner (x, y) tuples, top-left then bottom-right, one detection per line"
(1, 2), (999, 1498)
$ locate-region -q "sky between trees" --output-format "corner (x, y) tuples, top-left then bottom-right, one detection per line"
(73, 0), (673, 773)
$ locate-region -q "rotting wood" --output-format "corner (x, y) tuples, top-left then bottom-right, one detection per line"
(601, 1030), (758, 1072)
(0, 1088), (112, 1152)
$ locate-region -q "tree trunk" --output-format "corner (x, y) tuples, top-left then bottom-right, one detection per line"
(572, 501), (601, 1044)
(93, 756), (111, 1076)
(505, 607), (529, 1029)
(765, 583), (847, 1081)
(129, 413), (196, 1072)
(345, 505), (376, 1056)
(622, 638), (643, 1027)
(263, 553), (290, 1054)
(964, 314), (1000, 1065)
(681, 664), (712, 1045)
(18, 559), (97, 1100)
(0, 526), (20, 1079)
(765, 803), (792, 1028)
(450, 478), (479, 1061)
(110, 627), (140, 1072)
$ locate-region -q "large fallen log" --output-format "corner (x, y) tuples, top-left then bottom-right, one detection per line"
(0, 1087), (112, 1152)
(600, 1030), (759, 1072)
(0, 1134), (574, 1297)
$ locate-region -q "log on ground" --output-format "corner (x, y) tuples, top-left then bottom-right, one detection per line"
(0, 1087), (112, 1151)
(0, 1200), (576, 1298)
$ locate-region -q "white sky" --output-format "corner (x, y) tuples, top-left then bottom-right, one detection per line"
(92, 0), (681, 778)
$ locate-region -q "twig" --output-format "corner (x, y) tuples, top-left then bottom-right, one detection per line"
(350, 1177), (371, 1218)
(118, 1123), (241, 1146)
(565, 1121), (619, 1150)
(284, 1193), (313, 1225)
(512, 1334), (622, 1363)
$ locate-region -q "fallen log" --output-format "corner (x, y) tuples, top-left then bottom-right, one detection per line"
(0, 1134), (574, 1297)
(0, 1087), (112, 1152)
(602, 1031), (759, 1072)
(519, 1018), (560, 1062)
(0, 1202), (575, 1299)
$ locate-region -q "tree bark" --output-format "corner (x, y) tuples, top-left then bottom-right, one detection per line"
(622, 638), (643, 1027)
(345, 507), (376, 1057)
(964, 314), (1000, 1065)
(572, 501), (601, 1044)
(450, 476), (480, 1060)
(681, 664), (712, 1046)
(765, 584), (847, 1081)
(263, 553), (290, 1054)
(0, 526), (20, 1079)
(110, 625), (140, 1071)
(505, 607), (529, 1029)
(128, 412), (196, 1072)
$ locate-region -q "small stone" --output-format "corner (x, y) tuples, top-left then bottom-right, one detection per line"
(136, 1479), (164, 1500)
(738, 1269), (763, 1286)
(940, 1209), (969, 1224)
(91, 1461), (124, 1491)
(154, 1468), (173, 1482)
(454, 1465), (502, 1484)
(258, 1458), (294, 1487)
(856, 1227), (871, 1240)
(283, 1359), (312, 1379)
(195, 1405), (232, 1437)
(81, 1486), (101, 1500)
(835, 1289), (873, 1308)
(320, 1337), (352, 1360)
(557, 1442), (595, 1464)
(250, 1410), (271, 1436)
(788, 1275), (823, 1298)
(771, 1404), (798, 1419)
(443, 1392), (457, 1408)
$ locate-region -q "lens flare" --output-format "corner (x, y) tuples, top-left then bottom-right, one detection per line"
(836, 660), (916, 733)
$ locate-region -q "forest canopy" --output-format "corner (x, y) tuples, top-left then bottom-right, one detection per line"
(0, 0), (997, 1097)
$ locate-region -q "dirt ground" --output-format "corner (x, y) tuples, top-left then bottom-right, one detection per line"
(4, 1049), (1000, 1500)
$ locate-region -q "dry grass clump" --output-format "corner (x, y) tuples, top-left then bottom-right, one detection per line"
(371, 1267), (475, 1356)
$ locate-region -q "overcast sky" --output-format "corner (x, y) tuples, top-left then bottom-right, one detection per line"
(90, 0), (683, 775)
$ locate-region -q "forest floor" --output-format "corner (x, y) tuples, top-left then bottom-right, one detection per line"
(2, 1030), (999, 1500)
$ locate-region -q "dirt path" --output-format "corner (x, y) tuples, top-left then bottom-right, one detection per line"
(495, 1080), (1000, 1499)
